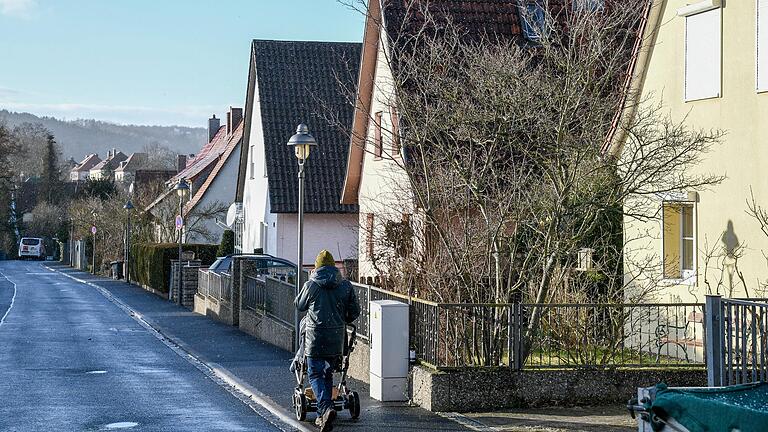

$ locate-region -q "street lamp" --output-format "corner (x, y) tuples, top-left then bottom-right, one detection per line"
(174, 178), (190, 305)
(91, 210), (98, 275)
(123, 200), (134, 284)
(286, 123), (317, 351)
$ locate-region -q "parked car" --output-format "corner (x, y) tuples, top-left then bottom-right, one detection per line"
(18, 237), (46, 260)
(207, 254), (297, 281)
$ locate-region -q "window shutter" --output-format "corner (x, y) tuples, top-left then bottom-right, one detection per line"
(366, 213), (374, 259)
(374, 112), (383, 158)
(685, 9), (721, 101)
(390, 107), (400, 155)
(759, 0), (768, 91)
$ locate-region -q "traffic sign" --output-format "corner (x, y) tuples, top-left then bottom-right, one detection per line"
(91, 226), (97, 234)
(175, 215), (184, 230)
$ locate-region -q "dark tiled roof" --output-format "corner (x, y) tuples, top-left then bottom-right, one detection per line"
(381, 0), (527, 42)
(252, 40), (361, 214)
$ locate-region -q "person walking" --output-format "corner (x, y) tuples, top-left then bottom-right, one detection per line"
(294, 250), (360, 432)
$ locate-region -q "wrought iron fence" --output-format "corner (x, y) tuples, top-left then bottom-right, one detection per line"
(243, 275), (297, 326)
(221, 272), (232, 302)
(352, 282), (419, 342)
(707, 296), (768, 386)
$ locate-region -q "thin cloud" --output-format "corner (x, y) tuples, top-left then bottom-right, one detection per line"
(0, 0), (37, 17)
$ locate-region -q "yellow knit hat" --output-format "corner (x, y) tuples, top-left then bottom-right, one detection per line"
(315, 250), (335, 269)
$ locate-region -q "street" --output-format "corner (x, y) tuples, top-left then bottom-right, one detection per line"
(0, 260), (286, 432)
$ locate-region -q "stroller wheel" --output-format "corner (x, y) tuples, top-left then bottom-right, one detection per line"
(349, 391), (361, 419)
(293, 392), (308, 421)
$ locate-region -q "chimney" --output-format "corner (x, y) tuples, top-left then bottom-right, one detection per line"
(227, 107), (243, 135)
(177, 155), (187, 173)
(208, 115), (220, 142)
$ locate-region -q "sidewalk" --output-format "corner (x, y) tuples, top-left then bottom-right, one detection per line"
(464, 406), (635, 432)
(46, 264), (467, 432)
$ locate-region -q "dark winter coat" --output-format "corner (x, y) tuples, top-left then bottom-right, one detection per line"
(294, 265), (360, 358)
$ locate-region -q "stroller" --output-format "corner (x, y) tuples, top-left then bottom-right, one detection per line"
(291, 323), (361, 422)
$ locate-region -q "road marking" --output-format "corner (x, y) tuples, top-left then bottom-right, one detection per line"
(45, 265), (311, 432)
(438, 412), (499, 432)
(0, 270), (18, 328)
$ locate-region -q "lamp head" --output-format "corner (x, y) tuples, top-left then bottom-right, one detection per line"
(287, 123), (318, 161)
(174, 178), (190, 198)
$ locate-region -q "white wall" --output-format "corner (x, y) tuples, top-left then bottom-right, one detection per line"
(275, 213), (358, 266)
(242, 67), (270, 254)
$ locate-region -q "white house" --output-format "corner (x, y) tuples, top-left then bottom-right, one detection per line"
(69, 153), (101, 182)
(234, 40), (361, 269)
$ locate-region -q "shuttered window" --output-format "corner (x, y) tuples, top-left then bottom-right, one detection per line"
(758, 0), (768, 91)
(366, 213), (375, 259)
(390, 107), (400, 155)
(685, 9), (721, 101)
(374, 112), (383, 159)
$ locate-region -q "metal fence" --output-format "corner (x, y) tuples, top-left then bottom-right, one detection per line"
(243, 275), (297, 326)
(351, 281), (707, 370)
(197, 270), (231, 303)
(707, 296), (768, 386)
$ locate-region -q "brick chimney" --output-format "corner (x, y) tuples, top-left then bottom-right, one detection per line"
(208, 115), (220, 143)
(176, 155), (187, 173)
(227, 107), (243, 135)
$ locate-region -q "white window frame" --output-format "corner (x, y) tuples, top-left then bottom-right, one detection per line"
(680, 3), (722, 102)
(758, 0), (768, 92)
(661, 200), (697, 285)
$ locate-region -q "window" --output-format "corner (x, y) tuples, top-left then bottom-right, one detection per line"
(519, 2), (547, 42)
(366, 213), (374, 259)
(572, 0), (604, 12)
(662, 203), (695, 281)
(390, 107), (400, 155)
(684, 8), (721, 101)
(758, 0), (768, 91)
(374, 111), (383, 158)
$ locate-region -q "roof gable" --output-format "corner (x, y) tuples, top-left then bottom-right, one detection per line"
(249, 39), (361, 214)
(185, 121), (244, 213)
(341, 0), (529, 204)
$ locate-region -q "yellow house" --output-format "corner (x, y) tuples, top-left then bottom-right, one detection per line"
(623, 0), (768, 301)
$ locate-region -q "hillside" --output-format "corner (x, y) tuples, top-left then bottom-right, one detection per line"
(0, 110), (208, 160)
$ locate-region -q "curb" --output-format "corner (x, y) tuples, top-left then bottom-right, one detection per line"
(45, 264), (314, 432)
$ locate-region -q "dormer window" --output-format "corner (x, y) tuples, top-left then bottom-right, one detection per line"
(519, 1), (548, 42)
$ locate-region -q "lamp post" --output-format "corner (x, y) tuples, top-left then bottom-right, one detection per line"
(123, 200), (134, 284)
(174, 179), (190, 305)
(286, 123), (317, 351)
(91, 210), (97, 275)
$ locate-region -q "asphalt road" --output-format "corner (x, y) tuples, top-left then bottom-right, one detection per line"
(0, 260), (287, 432)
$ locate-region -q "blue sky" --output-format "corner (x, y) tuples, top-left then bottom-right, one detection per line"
(0, 0), (365, 127)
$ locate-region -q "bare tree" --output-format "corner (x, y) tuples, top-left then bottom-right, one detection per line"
(336, 0), (724, 363)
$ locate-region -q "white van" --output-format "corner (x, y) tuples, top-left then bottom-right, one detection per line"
(18, 237), (46, 260)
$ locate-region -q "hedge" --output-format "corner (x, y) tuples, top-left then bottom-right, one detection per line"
(129, 243), (218, 293)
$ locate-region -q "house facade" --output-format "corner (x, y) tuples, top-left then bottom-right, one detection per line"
(146, 109), (243, 245)
(69, 153), (101, 182)
(234, 40), (360, 268)
(340, 0), (527, 281)
(622, 0), (768, 301)
(89, 149), (127, 181)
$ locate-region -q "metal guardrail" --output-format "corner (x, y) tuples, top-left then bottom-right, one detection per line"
(707, 296), (768, 386)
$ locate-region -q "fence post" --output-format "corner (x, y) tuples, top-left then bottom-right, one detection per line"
(705, 295), (723, 386)
(509, 303), (523, 370)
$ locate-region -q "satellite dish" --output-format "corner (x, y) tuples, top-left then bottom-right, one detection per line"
(226, 202), (243, 227)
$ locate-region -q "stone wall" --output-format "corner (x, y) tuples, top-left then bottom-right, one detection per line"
(239, 308), (294, 352)
(411, 366), (708, 412)
(347, 338), (370, 384)
(170, 260), (201, 308)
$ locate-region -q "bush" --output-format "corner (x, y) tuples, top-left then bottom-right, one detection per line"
(216, 230), (234, 257)
(129, 242), (217, 293)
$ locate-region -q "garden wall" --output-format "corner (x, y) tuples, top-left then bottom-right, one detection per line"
(411, 366), (707, 412)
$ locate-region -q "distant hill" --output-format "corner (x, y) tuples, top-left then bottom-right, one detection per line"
(0, 110), (208, 160)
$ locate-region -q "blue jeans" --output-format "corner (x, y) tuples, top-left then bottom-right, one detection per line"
(307, 357), (336, 415)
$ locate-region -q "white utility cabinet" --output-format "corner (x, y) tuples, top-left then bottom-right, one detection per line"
(369, 299), (409, 401)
